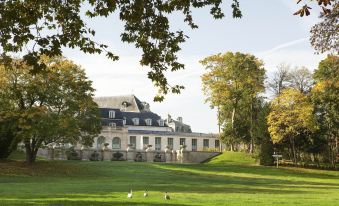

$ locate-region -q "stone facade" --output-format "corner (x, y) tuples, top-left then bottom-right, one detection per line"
(91, 95), (221, 153)
(38, 95), (222, 163)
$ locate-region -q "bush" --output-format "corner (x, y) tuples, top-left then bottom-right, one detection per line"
(153, 153), (162, 162)
(89, 151), (100, 161)
(134, 152), (142, 162)
(66, 147), (81, 160)
(259, 140), (274, 166)
(111, 152), (124, 161)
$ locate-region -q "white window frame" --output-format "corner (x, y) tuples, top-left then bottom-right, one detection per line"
(145, 119), (152, 126)
(180, 138), (186, 146)
(109, 110), (115, 119)
(155, 137), (161, 151)
(158, 119), (164, 126)
(132, 118), (139, 125)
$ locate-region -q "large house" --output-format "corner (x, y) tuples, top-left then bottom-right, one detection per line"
(93, 95), (220, 152)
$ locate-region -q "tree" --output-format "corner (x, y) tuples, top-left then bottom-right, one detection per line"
(201, 52), (265, 151)
(0, 114), (19, 159)
(0, 0), (243, 102)
(312, 55), (339, 167)
(289, 66), (313, 94)
(267, 63), (291, 96)
(0, 57), (101, 163)
(267, 88), (317, 164)
(310, 2), (338, 54)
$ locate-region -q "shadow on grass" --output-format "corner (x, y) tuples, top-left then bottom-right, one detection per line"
(0, 200), (190, 206)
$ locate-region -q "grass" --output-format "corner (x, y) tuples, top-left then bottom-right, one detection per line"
(0, 152), (338, 206)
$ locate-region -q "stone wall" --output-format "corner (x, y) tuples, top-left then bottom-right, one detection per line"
(37, 148), (221, 163)
(187, 151), (221, 163)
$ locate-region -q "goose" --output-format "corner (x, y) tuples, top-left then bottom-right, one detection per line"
(127, 190), (133, 198)
(144, 189), (148, 198)
(164, 192), (170, 200)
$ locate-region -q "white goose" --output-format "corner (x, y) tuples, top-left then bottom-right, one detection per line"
(164, 192), (170, 200)
(127, 190), (133, 198)
(144, 189), (148, 198)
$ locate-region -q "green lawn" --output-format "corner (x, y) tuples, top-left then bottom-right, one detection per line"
(0, 152), (338, 206)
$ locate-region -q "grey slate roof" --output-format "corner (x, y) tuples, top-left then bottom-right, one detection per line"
(94, 95), (145, 112)
(128, 130), (215, 137)
(99, 108), (166, 127)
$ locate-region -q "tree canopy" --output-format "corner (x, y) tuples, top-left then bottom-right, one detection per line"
(311, 55), (339, 166)
(267, 88), (317, 164)
(0, 57), (101, 163)
(200, 52), (265, 151)
(0, 0), (335, 101)
(0, 0), (244, 101)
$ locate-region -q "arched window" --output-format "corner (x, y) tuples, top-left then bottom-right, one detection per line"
(97, 136), (105, 149)
(112, 137), (121, 149)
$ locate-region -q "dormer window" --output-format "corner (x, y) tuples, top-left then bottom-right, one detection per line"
(132, 118), (139, 125)
(158, 119), (164, 126)
(145, 119), (152, 126)
(109, 110), (115, 119)
(123, 117), (126, 125)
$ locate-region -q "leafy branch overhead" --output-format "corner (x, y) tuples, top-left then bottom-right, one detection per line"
(0, 0), (242, 102)
(294, 0), (335, 16)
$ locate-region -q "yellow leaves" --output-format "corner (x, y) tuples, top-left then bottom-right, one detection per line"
(268, 88), (317, 144)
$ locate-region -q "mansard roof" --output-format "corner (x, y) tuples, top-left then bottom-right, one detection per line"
(94, 95), (145, 112)
(99, 108), (167, 127)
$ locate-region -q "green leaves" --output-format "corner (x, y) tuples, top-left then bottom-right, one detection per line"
(0, 0), (242, 101)
(0, 57), (101, 162)
(200, 52), (265, 145)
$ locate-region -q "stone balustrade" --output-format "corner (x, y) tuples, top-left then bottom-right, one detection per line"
(38, 147), (220, 163)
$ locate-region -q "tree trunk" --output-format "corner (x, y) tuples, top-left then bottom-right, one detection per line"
(289, 136), (297, 165)
(24, 138), (41, 163)
(249, 140), (254, 154)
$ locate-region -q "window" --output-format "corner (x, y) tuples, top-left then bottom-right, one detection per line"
(180, 138), (186, 146)
(123, 117), (126, 125)
(215, 140), (220, 148)
(109, 110), (115, 119)
(112, 137), (121, 149)
(108, 122), (116, 129)
(192, 139), (197, 151)
(145, 119), (152, 126)
(159, 119), (164, 126)
(143, 136), (149, 146)
(132, 118), (139, 125)
(155, 137), (161, 151)
(129, 136), (136, 149)
(167, 138), (173, 149)
(203, 139), (209, 149)
(97, 136), (105, 149)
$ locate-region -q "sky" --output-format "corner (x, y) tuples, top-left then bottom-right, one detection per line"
(63, 0), (326, 134)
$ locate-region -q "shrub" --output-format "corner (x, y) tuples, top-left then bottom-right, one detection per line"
(89, 151), (100, 161)
(111, 152), (124, 161)
(66, 147), (81, 160)
(259, 140), (274, 166)
(153, 153), (162, 162)
(134, 152), (142, 162)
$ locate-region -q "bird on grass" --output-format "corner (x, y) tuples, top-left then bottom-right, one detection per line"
(164, 192), (170, 200)
(127, 190), (133, 198)
(144, 189), (148, 198)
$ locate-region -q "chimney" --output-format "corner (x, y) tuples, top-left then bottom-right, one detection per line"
(177, 117), (183, 123)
